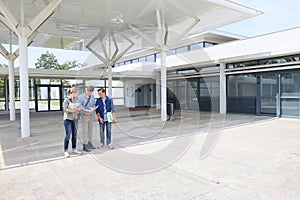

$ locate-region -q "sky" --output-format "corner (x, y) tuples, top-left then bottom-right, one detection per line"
(1, 0), (300, 67)
(218, 0), (300, 37)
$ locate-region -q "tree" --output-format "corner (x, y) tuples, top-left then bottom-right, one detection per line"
(0, 63), (8, 68)
(58, 60), (83, 70)
(35, 51), (84, 70)
(35, 51), (59, 69)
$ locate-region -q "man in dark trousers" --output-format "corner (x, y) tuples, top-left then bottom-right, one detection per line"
(95, 88), (116, 149)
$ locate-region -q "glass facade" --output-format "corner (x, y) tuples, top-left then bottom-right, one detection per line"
(227, 69), (300, 118)
(226, 54), (300, 69)
(0, 78), (124, 112)
(115, 41), (217, 67)
(167, 76), (220, 112)
(200, 77), (219, 112)
(0, 78), (5, 110)
(227, 74), (257, 114)
(259, 73), (278, 115)
(280, 71), (300, 117)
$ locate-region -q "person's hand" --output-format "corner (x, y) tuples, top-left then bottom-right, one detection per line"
(76, 106), (83, 111)
(112, 114), (116, 122)
(98, 117), (104, 124)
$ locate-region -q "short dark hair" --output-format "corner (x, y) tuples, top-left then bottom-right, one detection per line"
(97, 88), (106, 93)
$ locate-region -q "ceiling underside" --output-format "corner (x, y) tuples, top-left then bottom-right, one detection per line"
(0, 0), (261, 51)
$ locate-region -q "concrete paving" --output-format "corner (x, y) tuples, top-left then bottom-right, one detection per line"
(0, 107), (299, 200)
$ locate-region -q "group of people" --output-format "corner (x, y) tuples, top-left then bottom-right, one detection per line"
(62, 86), (116, 157)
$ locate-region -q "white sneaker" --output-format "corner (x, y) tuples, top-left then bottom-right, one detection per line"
(108, 144), (114, 149)
(64, 151), (70, 157)
(72, 149), (82, 154)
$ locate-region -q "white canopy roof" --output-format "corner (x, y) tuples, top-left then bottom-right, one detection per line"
(0, 0), (261, 51)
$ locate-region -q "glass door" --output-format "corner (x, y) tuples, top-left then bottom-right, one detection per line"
(36, 86), (49, 111)
(50, 86), (61, 111)
(280, 71), (300, 117)
(258, 73), (278, 116)
(35, 85), (62, 111)
(187, 78), (199, 111)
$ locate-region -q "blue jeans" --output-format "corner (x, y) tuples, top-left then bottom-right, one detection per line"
(64, 119), (78, 151)
(99, 121), (112, 145)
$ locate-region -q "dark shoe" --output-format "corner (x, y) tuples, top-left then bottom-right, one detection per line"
(87, 142), (96, 149)
(83, 144), (91, 152)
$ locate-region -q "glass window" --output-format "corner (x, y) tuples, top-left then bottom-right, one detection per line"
(228, 54), (300, 69)
(139, 56), (146, 62)
(112, 88), (124, 98)
(124, 60), (131, 65)
(261, 74), (277, 97)
(199, 65), (219, 73)
(146, 54), (155, 63)
(190, 42), (204, 51)
(112, 80), (124, 87)
(177, 68), (196, 74)
(227, 74), (257, 114)
(131, 59), (138, 63)
(227, 74), (257, 97)
(115, 63), (122, 67)
(204, 42), (214, 47)
(176, 46), (188, 54)
(0, 78), (5, 110)
(281, 71), (300, 97)
(167, 49), (176, 56)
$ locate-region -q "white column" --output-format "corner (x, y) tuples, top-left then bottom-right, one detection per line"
(160, 48), (167, 121)
(156, 74), (161, 109)
(108, 65), (113, 97)
(19, 27), (30, 138)
(8, 54), (15, 121)
(8, 32), (16, 121)
(219, 63), (226, 114)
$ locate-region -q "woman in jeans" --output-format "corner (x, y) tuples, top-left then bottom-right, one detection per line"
(63, 87), (82, 157)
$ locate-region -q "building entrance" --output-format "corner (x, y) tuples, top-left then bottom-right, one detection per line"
(227, 69), (300, 118)
(258, 73), (278, 116)
(35, 85), (62, 112)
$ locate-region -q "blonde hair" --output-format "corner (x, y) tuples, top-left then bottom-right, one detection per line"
(67, 87), (79, 94)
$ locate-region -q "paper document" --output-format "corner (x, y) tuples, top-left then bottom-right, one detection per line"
(107, 112), (113, 122)
(82, 105), (98, 113)
(68, 103), (80, 109)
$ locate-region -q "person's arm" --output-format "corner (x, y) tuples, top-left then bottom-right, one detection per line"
(63, 98), (81, 113)
(111, 98), (116, 122)
(95, 99), (104, 123)
(78, 95), (84, 107)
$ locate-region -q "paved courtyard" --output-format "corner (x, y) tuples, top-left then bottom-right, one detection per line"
(0, 107), (299, 199)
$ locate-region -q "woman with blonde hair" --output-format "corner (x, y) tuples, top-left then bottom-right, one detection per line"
(63, 87), (82, 157)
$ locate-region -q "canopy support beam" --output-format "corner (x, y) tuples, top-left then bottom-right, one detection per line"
(86, 32), (134, 96)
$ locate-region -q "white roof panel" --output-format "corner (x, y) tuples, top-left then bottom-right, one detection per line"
(0, 0), (261, 50)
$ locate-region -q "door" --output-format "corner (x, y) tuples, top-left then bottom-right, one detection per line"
(280, 71), (300, 117)
(35, 85), (62, 111)
(136, 85), (144, 107)
(258, 73), (278, 116)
